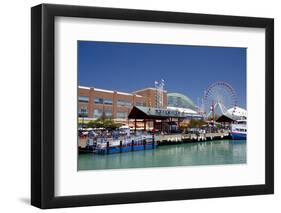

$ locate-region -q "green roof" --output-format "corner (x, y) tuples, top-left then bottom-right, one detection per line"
(167, 93), (196, 110)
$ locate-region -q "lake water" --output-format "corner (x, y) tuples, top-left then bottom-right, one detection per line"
(78, 139), (246, 170)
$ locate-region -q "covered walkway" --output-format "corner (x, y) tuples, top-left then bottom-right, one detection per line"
(128, 106), (187, 133)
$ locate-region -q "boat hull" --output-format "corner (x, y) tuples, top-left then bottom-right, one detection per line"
(96, 143), (157, 154)
(231, 132), (247, 140)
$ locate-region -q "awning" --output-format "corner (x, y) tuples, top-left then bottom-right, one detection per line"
(128, 106), (187, 120)
(216, 114), (235, 123)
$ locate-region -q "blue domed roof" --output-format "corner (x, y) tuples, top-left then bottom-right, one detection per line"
(167, 93), (196, 110)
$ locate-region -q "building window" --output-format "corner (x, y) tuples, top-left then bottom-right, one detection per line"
(103, 99), (113, 105)
(93, 109), (103, 119)
(78, 96), (89, 103)
(116, 112), (127, 119)
(95, 98), (113, 105)
(117, 100), (132, 108)
(78, 106), (88, 117)
(104, 110), (113, 118)
(94, 98), (103, 104)
(93, 109), (113, 119)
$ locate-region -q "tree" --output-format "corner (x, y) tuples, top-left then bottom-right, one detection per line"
(187, 119), (206, 128)
(103, 119), (122, 130)
(85, 118), (122, 130)
(179, 122), (189, 133)
(86, 120), (96, 128)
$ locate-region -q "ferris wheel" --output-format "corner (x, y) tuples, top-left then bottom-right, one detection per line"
(203, 81), (237, 118)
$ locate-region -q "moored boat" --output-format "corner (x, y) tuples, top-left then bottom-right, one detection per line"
(231, 120), (247, 140)
(95, 134), (157, 154)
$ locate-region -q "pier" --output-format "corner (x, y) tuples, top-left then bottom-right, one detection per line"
(155, 132), (230, 145)
(79, 132), (231, 149)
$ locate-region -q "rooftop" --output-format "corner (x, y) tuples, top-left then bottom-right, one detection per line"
(167, 106), (197, 114)
(128, 106), (188, 120)
(78, 86), (143, 97)
(132, 87), (167, 94)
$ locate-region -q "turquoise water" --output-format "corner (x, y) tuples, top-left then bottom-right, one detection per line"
(78, 140), (246, 170)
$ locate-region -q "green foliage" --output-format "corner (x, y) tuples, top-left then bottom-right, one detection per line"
(179, 122), (189, 133)
(179, 120), (206, 133)
(216, 123), (222, 128)
(86, 119), (122, 130)
(187, 119), (206, 128)
(86, 120), (96, 128)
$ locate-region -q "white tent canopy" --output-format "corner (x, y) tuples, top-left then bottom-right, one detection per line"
(227, 107), (247, 118)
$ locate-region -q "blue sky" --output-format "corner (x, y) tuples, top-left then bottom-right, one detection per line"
(78, 41), (246, 108)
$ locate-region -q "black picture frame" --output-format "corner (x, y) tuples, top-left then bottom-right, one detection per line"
(31, 3), (274, 209)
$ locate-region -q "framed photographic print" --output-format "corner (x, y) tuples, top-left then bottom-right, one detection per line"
(31, 4), (274, 209)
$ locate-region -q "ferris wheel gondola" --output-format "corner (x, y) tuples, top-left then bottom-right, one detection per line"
(203, 81), (237, 118)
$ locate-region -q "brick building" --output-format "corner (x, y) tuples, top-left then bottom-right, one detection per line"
(132, 88), (168, 108)
(78, 86), (168, 124)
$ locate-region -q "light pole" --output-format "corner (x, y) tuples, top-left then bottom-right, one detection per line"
(127, 107), (130, 126)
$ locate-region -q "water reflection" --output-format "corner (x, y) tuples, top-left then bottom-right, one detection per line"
(78, 140), (246, 170)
